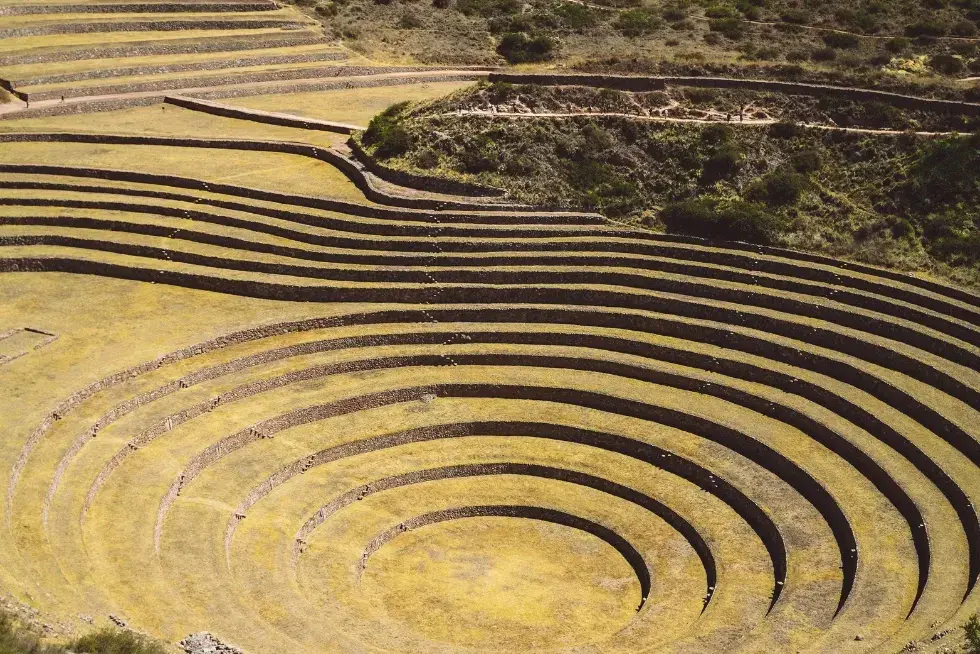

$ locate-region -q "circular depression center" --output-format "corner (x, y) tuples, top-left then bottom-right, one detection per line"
(360, 512), (644, 650)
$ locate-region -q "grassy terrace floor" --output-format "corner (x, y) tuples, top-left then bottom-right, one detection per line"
(0, 83), (978, 653)
(0, 0), (979, 642)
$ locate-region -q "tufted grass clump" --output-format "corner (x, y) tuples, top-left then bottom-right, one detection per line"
(966, 614), (980, 654)
(68, 629), (168, 654)
(1, 609), (168, 654)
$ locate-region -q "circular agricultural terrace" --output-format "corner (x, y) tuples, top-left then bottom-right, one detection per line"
(1, 150), (979, 652)
(0, 1), (979, 645)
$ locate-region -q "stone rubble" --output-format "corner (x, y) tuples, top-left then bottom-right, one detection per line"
(180, 632), (245, 654)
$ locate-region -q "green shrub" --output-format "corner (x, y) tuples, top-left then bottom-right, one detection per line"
(0, 612), (168, 654)
(951, 40), (978, 56)
(746, 168), (807, 206)
(700, 123), (733, 144)
(705, 4), (735, 18)
(828, 100), (904, 128)
(314, 2), (338, 17)
(930, 53), (965, 75)
(69, 629), (168, 654)
(554, 3), (597, 30)
(496, 32), (555, 63)
(363, 102), (414, 158)
(835, 8), (880, 33)
(460, 133), (500, 173)
(613, 8), (661, 36)
(924, 211), (980, 264)
(768, 121), (800, 139)
(953, 20), (979, 36)
(905, 20), (947, 37)
(455, 0), (518, 17)
(661, 198), (786, 243)
(736, 2), (761, 20)
(780, 8), (809, 24)
(903, 133), (980, 210)
(398, 10), (424, 28)
(811, 46), (837, 61)
(0, 611), (64, 654)
(965, 613), (980, 654)
(566, 160), (640, 216)
(790, 149), (821, 173)
(822, 32), (860, 49)
(661, 3), (687, 21)
(708, 17), (745, 39)
(414, 147), (440, 169)
(702, 142), (745, 181)
(884, 37), (910, 53)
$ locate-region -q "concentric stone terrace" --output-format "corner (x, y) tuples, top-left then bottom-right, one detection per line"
(1, 133), (980, 653)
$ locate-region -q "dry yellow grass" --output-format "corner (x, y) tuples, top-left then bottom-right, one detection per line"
(225, 80), (477, 125)
(0, 140), (367, 199)
(18, 59), (358, 93)
(1, 82), (980, 654)
(0, 102), (348, 146)
(0, 43), (349, 81)
(0, 27), (321, 54)
(0, 8), (307, 26)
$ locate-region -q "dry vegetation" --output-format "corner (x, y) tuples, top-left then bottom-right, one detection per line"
(357, 80), (980, 288)
(301, 0), (980, 80)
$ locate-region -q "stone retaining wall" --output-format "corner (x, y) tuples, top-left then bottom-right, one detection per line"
(488, 72), (980, 117)
(0, 2), (276, 15)
(0, 176), (591, 227)
(8, 208), (980, 387)
(0, 163), (593, 222)
(0, 18), (308, 39)
(2, 154), (973, 314)
(5, 256), (977, 440)
(8, 210), (976, 361)
(0, 72), (483, 122)
(20, 64), (472, 102)
(188, 71), (488, 100)
(16, 301), (974, 604)
(0, 30), (323, 66)
(8, 50), (346, 87)
(346, 136), (506, 198)
(0, 129), (518, 211)
(164, 94), (361, 133)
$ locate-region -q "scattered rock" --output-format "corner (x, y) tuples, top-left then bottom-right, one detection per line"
(180, 631), (245, 654)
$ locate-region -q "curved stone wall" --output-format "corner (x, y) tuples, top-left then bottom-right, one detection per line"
(0, 31), (325, 66)
(7, 50), (347, 87)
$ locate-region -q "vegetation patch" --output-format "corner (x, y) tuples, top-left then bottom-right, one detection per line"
(0, 610), (166, 654)
(364, 82), (980, 286)
(293, 0), (980, 77)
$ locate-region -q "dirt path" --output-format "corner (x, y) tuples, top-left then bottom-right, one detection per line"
(432, 108), (957, 136)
